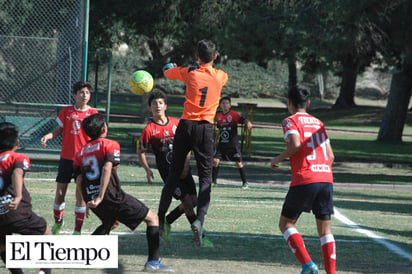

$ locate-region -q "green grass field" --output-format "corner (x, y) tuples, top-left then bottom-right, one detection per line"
(7, 96), (412, 273)
(8, 163), (412, 274)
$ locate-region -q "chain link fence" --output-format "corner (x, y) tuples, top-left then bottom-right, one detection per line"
(0, 1), (109, 160)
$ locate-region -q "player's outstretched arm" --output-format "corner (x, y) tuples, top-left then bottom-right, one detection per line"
(40, 126), (63, 147)
(162, 63), (177, 73)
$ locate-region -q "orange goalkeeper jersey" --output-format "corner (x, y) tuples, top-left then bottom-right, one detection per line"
(164, 64), (228, 123)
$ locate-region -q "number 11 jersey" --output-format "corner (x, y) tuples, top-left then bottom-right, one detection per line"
(281, 112), (333, 187)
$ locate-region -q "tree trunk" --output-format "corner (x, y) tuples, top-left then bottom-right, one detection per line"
(140, 92), (152, 123)
(287, 53), (297, 89)
(333, 57), (359, 108)
(377, 67), (412, 143)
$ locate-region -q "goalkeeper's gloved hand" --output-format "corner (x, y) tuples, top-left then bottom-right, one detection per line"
(163, 63), (176, 73)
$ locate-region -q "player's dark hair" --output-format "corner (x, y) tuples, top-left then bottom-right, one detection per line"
(288, 85), (310, 109)
(219, 96), (231, 105)
(73, 81), (93, 94)
(148, 90), (167, 107)
(197, 39), (217, 63)
(82, 113), (106, 140)
(0, 122), (19, 151)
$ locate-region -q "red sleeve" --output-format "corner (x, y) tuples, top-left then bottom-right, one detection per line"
(105, 140), (121, 167)
(234, 111), (246, 124)
(56, 107), (66, 127)
(14, 154), (30, 172)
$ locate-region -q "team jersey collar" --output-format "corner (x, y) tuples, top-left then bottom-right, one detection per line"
(151, 116), (169, 126)
(199, 63), (213, 68)
(74, 105), (91, 112)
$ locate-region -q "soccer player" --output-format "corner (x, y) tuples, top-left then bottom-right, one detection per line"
(139, 91), (213, 247)
(0, 122), (52, 274)
(159, 39), (228, 247)
(212, 96), (252, 189)
(74, 113), (173, 272)
(271, 85), (336, 274)
(40, 81), (98, 235)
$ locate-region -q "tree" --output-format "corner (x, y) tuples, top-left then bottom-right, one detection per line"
(220, 1), (317, 89)
(305, 0), (392, 108)
(377, 1), (412, 143)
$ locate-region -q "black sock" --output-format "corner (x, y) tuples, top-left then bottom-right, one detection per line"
(158, 185), (173, 224)
(212, 166), (219, 183)
(186, 214), (197, 225)
(92, 224), (110, 235)
(1, 251), (24, 274)
(166, 206), (184, 225)
(146, 226), (160, 261)
(8, 268), (24, 274)
(238, 167), (246, 184)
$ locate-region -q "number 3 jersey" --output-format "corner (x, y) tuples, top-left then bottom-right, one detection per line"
(74, 138), (125, 205)
(282, 112), (333, 187)
(0, 151), (31, 224)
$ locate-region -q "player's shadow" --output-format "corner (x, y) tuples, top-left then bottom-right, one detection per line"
(109, 231), (410, 273)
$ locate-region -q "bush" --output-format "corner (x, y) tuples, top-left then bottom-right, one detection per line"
(218, 60), (288, 98)
(91, 55), (318, 99)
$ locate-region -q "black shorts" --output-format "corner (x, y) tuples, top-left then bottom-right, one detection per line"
(0, 213), (48, 244)
(173, 174), (197, 200)
(159, 166), (197, 200)
(91, 194), (149, 232)
(214, 145), (242, 162)
(56, 158), (74, 184)
(281, 183), (334, 220)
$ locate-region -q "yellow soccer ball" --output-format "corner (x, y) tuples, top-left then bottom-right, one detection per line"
(129, 70), (154, 95)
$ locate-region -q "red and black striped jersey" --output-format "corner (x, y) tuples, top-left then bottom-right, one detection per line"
(216, 110), (245, 146)
(74, 138), (126, 204)
(140, 116), (178, 166)
(0, 151), (31, 224)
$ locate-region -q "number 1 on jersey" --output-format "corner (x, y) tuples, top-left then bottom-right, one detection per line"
(199, 87), (208, 107)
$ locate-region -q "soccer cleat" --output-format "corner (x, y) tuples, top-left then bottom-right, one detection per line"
(191, 219), (203, 248)
(143, 260), (174, 272)
(72, 231), (81, 235)
(201, 237), (214, 248)
(52, 220), (65, 235)
(301, 261), (319, 274)
(162, 219), (171, 242)
(242, 182), (249, 189)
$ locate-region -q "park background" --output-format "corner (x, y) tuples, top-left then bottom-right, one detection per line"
(1, 1), (412, 273)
